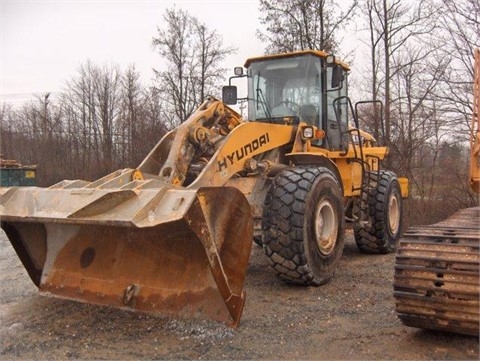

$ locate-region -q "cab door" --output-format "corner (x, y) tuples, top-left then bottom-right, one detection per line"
(325, 66), (348, 151)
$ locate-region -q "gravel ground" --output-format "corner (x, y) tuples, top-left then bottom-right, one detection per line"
(0, 228), (478, 360)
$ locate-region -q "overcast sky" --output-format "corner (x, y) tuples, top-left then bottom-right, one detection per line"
(1, 0), (265, 104)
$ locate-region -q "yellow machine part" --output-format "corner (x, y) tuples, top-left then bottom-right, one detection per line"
(470, 48), (480, 193)
(0, 172), (253, 327)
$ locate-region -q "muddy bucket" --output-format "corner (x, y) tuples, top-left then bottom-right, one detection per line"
(0, 172), (253, 327)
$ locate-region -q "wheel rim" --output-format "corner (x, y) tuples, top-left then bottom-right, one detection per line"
(315, 199), (338, 256)
(388, 193), (400, 235)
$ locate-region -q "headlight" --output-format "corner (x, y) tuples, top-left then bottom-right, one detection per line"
(326, 54), (336, 65)
(234, 67), (244, 76)
(302, 126), (314, 139)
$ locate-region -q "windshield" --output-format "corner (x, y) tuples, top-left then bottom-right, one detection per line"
(247, 55), (322, 126)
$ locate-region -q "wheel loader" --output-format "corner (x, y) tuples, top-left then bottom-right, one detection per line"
(393, 49), (480, 336)
(0, 50), (408, 327)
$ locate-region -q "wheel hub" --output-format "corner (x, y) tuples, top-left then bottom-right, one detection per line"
(315, 199), (338, 256)
(388, 194), (400, 234)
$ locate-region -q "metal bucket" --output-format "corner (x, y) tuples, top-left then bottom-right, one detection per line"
(0, 169), (253, 327)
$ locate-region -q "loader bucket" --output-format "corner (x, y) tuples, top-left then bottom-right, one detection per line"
(0, 172), (253, 327)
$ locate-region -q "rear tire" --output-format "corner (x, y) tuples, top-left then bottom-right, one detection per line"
(354, 170), (402, 254)
(262, 167), (345, 286)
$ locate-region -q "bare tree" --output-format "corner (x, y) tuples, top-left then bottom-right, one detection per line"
(433, 0), (480, 141)
(152, 8), (191, 125)
(362, 0), (434, 150)
(119, 65), (142, 166)
(152, 7), (236, 126)
(63, 61), (100, 179)
(95, 64), (122, 173)
(119, 66), (169, 166)
(140, 86), (170, 154)
(62, 61), (122, 176)
(257, 0), (357, 54)
(0, 103), (16, 158)
(191, 19), (236, 102)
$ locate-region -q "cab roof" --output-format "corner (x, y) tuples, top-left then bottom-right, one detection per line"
(244, 49), (350, 71)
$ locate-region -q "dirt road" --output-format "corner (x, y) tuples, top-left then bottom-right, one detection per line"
(0, 229), (478, 360)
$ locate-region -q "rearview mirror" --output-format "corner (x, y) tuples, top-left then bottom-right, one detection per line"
(222, 85), (238, 105)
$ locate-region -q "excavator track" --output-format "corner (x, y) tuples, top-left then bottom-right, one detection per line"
(393, 207), (480, 336)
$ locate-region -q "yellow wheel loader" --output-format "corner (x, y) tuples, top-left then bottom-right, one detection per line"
(393, 49), (480, 336)
(0, 50), (408, 327)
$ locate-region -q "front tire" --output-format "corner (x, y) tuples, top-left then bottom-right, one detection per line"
(354, 170), (403, 254)
(262, 167), (345, 286)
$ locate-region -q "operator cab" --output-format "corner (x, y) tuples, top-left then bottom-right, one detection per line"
(223, 50), (350, 151)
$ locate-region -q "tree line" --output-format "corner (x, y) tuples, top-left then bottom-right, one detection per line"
(1, 8), (234, 186)
(1, 1), (479, 227)
(1, 63), (167, 185)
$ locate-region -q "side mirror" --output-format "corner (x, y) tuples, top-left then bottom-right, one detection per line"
(222, 85), (238, 105)
(331, 65), (344, 89)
